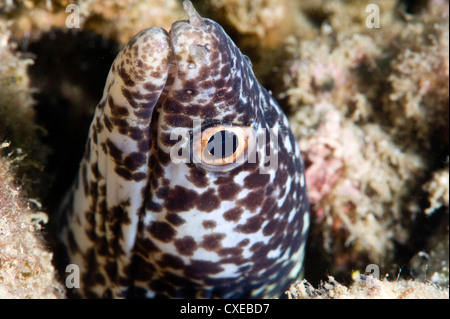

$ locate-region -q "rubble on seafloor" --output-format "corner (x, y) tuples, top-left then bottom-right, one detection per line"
(287, 275), (449, 299)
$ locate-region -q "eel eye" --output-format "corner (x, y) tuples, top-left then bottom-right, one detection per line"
(192, 124), (256, 171)
(206, 130), (238, 160)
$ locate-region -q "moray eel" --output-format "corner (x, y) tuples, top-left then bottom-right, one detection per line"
(59, 0), (309, 298)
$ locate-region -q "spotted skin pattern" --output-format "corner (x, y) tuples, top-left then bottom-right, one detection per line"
(59, 1), (309, 298)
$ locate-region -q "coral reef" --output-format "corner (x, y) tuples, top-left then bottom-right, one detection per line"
(0, 18), (61, 299)
(424, 168), (449, 216)
(287, 276), (449, 299)
(281, 0), (449, 281)
(291, 101), (424, 273)
(0, 150), (63, 298)
(409, 211), (449, 286)
(1, 0), (183, 44)
(0, 20), (35, 158)
(205, 0), (299, 50)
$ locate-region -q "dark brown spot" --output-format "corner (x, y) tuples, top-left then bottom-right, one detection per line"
(84, 210), (95, 227)
(94, 120), (103, 136)
(237, 188), (265, 212)
(200, 80), (214, 89)
(106, 138), (123, 162)
(124, 152), (146, 171)
(166, 213), (186, 226)
(157, 148), (171, 165)
(121, 87), (139, 108)
(273, 169), (288, 188)
(250, 241), (264, 253)
(262, 218), (278, 236)
(115, 167), (132, 180)
(134, 107), (153, 119)
(146, 200), (162, 212)
(222, 207), (243, 222)
(238, 238), (250, 247)
(134, 236), (160, 255)
(262, 196), (276, 214)
(150, 279), (177, 296)
(103, 114), (114, 132)
(97, 236), (109, 256)
(265, 185), (274, 196)
(140, 100), (157, 109)
(129, 254), (156, 281)
(147, 221), (176, 243)
(217, 182), (241, 200)
(164, 114), (193, 128)
(98, 200), (107, 225)
(106, 207), (128, 256)
(82, 248), (106, 287)
(223, 88), (238, 103)
(175, 89), (195, 102)
(184, 260), (223, 279)
(163, 100), (184, 113)
(160, 132), (179, 147)
(199, 105), (219, 118)
(144, 83), (158, 91)
(161, 186), (198, 212)
(111, 118), (129, 130)
(97, 99), (106, 110)
(243, 171), (270, 189)
(104, 261), (118, 283)
(214, 175), (235, 185)
(158, 253), (185, 269)
(185, 104), (202, 116)
(187, 169), (208, 188)
(220, 65), (231, 78)
(109, 204), (131, 225)
(200, 233), (225, 251)
(223, 114), (235, 122)
(88, 169), (98, 187)
(202, 220), (216, 229)
(196, 188), (220, 212)
(100, 142), (107, 154)
(174, 236), (197, 256)
(132, 172), (147, 181)
(99, 184), (106, 196)
(128, 127), (144, 141)
(214, 77), (226, 89)
(138, 139), (151, 152)
(235, 215), (263, 234)
(91, 162), (99, 179)
(108, 95), (129, 116)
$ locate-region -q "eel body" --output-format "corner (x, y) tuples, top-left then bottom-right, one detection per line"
(60, 0), (309, 298)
